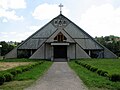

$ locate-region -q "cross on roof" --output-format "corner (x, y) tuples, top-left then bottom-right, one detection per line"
(59, 4), (63, 14)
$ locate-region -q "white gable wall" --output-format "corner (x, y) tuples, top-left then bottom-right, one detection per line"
(5, 47), (17, 59)
(76, 44), (91, 58)
(46, 29), (75, 43)
(67, 44), (75, 59)
(104, 47), (118, 58)
(45, 44), (53, 59)
(30, 44), (45, 59)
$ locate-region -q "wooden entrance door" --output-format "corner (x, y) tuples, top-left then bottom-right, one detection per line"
(54, 45), (67, 58)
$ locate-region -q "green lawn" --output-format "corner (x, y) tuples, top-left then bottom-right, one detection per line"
(69, 59), (120, 90)
(80, 59), (120, 74)
(0, 58), (44, 62)
(0, 59), (53, 90)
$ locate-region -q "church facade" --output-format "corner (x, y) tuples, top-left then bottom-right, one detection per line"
(5, 14), (118, 61)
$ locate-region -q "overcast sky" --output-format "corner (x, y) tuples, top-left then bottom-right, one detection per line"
(0, 0), (120, 42)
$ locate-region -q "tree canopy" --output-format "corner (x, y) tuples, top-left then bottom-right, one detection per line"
(95, 35), (120, 57)
(0, 41), (17, 56)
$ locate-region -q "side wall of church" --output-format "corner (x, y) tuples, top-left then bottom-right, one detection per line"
(45, 44), (53, 59)
(67, 44), (75, 59)
(5, 47), (17, 59)
(76, 44), (91, 59)
(29, 44), (45, 59)
(104, 47), (118, 58)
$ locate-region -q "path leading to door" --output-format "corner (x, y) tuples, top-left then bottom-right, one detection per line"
(25, 62), (88, 90)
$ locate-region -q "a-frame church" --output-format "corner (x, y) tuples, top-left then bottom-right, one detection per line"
(5, 6), (118, 61)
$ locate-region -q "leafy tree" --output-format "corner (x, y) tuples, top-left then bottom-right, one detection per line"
(95, 35), (120, 57)
(0, 41), (16, 56)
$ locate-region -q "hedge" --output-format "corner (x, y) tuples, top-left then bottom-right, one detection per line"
(3, 73), (13, 82)
(0, 61), (44, 85)
(0, 75), (5, 85)
(75, 60), (120, 82)
(109, 74), (120, 82)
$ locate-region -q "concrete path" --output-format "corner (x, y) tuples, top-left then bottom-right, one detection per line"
(25, 62), (88, 90)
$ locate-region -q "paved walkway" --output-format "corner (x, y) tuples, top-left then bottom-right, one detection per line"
(25, 62), (88, 90)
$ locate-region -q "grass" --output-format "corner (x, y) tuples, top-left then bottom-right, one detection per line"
(14, 61), (52, 80)
(80, 59), (120, 75)
(0, 58), (44, 62)
(0, 60), (52, 90)
(0, 62), (33, 71)
(68, 60), (120, 90)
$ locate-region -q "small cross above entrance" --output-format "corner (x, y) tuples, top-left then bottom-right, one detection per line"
(59, 4), (63, 14)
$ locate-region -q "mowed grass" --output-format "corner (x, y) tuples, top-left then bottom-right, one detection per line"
(80, 59), (120, 75)
(0, 59), (53, 90)
(68, 59), (120, 90)
(0, 62), (33, 71)
(0, 58), (43, 62)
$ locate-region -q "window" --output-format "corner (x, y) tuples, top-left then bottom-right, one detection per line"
(54, 20), (58, 25)
(54, 32), (67, 42)
(63, 21), (66, 25)
(59, 20), (62, 26)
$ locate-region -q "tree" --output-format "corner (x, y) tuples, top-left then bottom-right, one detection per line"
(95, 35), (120, 57)
(0, 41), (16, 56)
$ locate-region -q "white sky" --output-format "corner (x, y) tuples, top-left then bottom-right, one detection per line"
(0, 0), (120, 42)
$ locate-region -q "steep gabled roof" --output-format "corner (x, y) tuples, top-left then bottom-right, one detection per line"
(5, 14), (118, 59)
(17, 14), (104, 50)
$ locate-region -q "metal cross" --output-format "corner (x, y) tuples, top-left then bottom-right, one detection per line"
(59, 4), (63, 14)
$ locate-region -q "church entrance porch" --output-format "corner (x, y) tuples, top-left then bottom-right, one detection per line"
(53, 45), (67, 61)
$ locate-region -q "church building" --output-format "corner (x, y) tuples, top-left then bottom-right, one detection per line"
(5, 5), (118, 61)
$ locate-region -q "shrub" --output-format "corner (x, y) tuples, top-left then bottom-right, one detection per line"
(9, 69), (17, 76)
(21, 66), (28, 72)
(100, 71), (108, 77)
(75, 61), (78, 63)
(86, 65), (91, 70)
(110, 74), (120, 82)
(83, 64), (87, 68)
(97, 70), (108, 76)
(27, 65), (33, 70)
(0, 75), (5, 85)
(0, 61), (44, 85)
(90, 67), (98, 72)
(75, 61), (80, 65)
(4, 73), (13, 82)
(15, 68), (22, 74)
(31, 64), (36, 67)
(97, 70), (102, 75)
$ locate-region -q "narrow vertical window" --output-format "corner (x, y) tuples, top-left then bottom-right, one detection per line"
(54, 32), (67, 42)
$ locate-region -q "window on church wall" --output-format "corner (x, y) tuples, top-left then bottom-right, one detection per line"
(63, 21), (66, 25)
(54, 20), (58, 25)
(54, 33), (67, 42)
(59, 20), (62, 26)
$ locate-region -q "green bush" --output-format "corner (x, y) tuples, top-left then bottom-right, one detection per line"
(110, 74), (120, 82)
(9, 69), (17, 76)
(86, 65), (91, 70)
(3, 73), (13, 82)
(0, 75), (5, 85)
(100, 71), (108, 77)
(83, 64), (87, 68)
(97, 70), (108, 76)
(90, 67), (98, 72)
(97, 70), (102, 75)
(0, 61), (44, 85)
(75, 61), (80, 65)
(21, 66), (28, 72)
(15, 68), (22, 74)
